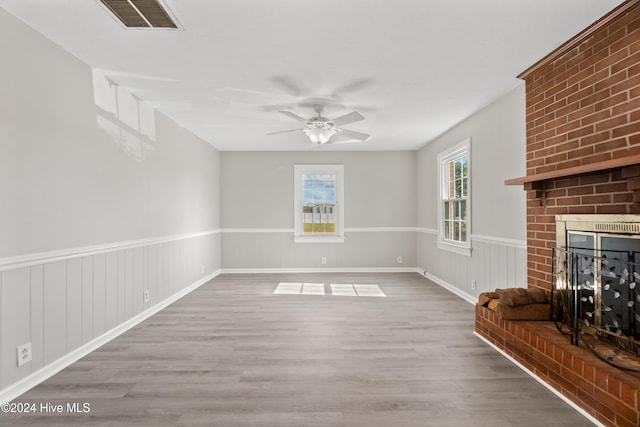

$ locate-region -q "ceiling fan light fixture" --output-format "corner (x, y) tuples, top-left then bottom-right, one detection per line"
(272, 107), (369, 145)
(303, 127), (337, 144)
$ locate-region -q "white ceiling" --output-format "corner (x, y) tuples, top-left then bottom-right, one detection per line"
(0, 0), (624, 151)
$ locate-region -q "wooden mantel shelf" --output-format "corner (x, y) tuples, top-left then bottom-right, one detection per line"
(505, 155), (640, 186)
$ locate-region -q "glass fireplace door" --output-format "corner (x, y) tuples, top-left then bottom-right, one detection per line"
(566, 231), (640, 341)
(600, 235), (640, 340)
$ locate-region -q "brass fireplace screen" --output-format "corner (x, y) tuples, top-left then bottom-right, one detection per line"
(552, 215), (640, 371)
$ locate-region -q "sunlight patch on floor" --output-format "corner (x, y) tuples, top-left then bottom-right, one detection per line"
(273, 282), (325, 295)
(331, 284), (386, 297)
(273, 283), (385, 297)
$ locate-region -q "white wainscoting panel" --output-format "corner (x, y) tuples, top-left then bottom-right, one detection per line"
(66, 258), (83, 352)
(43, 261), (67, 365)
(30, 265), (45, 372)
(132, 248), (144, 318)
(1, 268), (31, 389)
(0, 272), (2, 388)
(418, 230), (526, 301)
(105, 253), (118, 331)
(81, 256), (94, 345)
(0, 231), (220, 402)
(93, 254), (107, 339)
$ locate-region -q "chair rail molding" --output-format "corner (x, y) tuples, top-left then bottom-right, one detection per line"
(0, 230), (221, 272)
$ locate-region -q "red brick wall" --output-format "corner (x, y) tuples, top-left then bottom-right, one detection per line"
(525, 8), (640, 176)
(477, 4), (640, 426)
(522, 3), (640, 292)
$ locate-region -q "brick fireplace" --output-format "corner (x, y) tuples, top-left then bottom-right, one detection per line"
(475, 2), (640, 426)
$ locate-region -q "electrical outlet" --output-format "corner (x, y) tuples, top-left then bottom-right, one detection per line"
(143, 290), (150, 303)
(321, 256), (327, 265)
(397, 256), (403, 264)
(471, 280), (477, 290)
(17, 342), (32, 367)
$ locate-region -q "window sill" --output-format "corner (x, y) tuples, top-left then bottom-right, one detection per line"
(437, 240), (472, 256)
(294, 235), (345, 244)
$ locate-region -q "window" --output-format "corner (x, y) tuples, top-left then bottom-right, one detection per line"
(294, 165), (344, 243)
(437, 138), (471, 256)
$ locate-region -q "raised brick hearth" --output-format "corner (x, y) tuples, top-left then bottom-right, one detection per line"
(475, 2), (640, 426)
(476, 305), (640, 427)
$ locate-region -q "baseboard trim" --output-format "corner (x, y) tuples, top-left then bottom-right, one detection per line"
(421, 271), (476, 305)
(220, 227), (418, 234)
(219, 267), (421, 274)
(0, 270), (221, 404)
(473, 332), (604, 427)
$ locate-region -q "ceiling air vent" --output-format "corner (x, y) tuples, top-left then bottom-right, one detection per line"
(99, 0), (177, 28)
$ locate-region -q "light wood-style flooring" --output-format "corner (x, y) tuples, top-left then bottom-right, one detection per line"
(3, 273), (593, 426)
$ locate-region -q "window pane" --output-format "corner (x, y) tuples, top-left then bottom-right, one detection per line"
(440, 144), (469, 247)
(457, 158), (465, 198)
(302, 173), (336, 234)
(446, 161), (455, 198)
(303, 188), (313, 200)
(295, 165), (344, 242)
(461, 156), (468, 196)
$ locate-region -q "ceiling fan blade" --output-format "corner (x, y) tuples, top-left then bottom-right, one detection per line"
(278, 110), (308, 122)
(271, 75), (309, 96)
(337, 128), (370, 141)
(331, 111), (365, 127)
(330, 77), (374, 97)
(267, 128), (302, 135)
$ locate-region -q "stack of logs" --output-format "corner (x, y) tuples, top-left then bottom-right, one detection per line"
(478, 288), (550, 321)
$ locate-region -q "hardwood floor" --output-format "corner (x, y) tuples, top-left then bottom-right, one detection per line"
(2, 273), (593, 426)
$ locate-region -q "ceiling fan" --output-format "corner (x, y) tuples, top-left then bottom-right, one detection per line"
(268, 104), (370, 145)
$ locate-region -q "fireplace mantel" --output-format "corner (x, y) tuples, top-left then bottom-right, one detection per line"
(505, 155), (640, 186)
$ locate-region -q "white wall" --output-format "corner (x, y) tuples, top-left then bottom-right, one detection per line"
(220, 151), (417, 270)
(417, 85), (527, 301)
(0, 9), (220, 398)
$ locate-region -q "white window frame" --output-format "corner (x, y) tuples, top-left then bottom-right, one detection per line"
(437, 138), (471, 256)
(294, 164), (345, 244)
